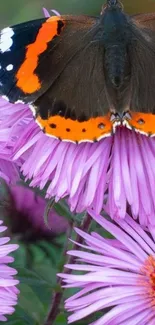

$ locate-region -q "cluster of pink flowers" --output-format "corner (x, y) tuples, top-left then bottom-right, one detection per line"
(1, 98), (155, 226)
(0, 8), (155, 325)
(1, 87), (155, 324)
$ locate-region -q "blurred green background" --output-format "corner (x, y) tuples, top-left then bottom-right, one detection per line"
(0, 0), (155, 28)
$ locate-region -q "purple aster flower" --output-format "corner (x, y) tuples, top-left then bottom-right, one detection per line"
(0, 97), (22, 183)
(42, 8), (60, 17)
(59, 210), (155, 325)
(1, 97), (155, 226)
(0, 112), (20, 183)
(0, 159), (20, 184)
(1, 183), (69, 240)
(0, 220), (19, 322)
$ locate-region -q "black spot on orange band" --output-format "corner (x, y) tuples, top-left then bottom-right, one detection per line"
(57, 20), (65, 34)
(128, 112), (155, 135)
(36, 114), (113, 143)
(50, 123), (57, 129)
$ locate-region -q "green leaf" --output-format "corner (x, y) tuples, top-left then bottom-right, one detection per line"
(51, 233), (67, 246)
(32, 263), (57, 286)
(16, 267), (48, 286)
(54, 199), (85, 225)
(37, 241), (63, 265)
(5, 320), (30, 325)
(29, 244), (48, 264)
(12, 243), (28, 267)
(53, 312), (67, 325)
(18, 284), (45, 323)
(54, 199), (75, 222)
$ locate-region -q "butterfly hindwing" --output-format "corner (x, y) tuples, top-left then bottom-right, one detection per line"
(34, 36), (113, 143)
(122, 13), (155, 136)
(33, 15), (113, 142)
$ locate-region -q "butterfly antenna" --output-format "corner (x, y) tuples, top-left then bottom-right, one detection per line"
(107, 0), (123, 7)
(107, 0), (118, 5)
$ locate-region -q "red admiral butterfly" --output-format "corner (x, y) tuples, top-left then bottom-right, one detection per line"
(0, 0), (155, 143)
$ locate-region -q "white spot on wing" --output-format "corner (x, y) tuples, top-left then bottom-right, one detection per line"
(123, 119), (149, 136)
(29, 104), (37, 116)
(113, 120), (121, 133)
(46, 133), (59, 140)
(122, 120), (132, 129)
(15, 100), (25, 104)
(78, 139), (94, 144)
(2, 95), (9, 102)
(0, 27), (14, 53)
(35, 119), (44, 130)
(62, 139), (77, 144)
(97, 133), (111, 141)
(6, 64), (13, 71)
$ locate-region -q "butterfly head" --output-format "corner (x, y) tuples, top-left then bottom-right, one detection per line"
(101, 0), (123, 14)
(106, 0), (123, 8)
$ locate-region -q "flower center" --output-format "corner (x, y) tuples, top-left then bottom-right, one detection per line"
(142, 256), (155, 304)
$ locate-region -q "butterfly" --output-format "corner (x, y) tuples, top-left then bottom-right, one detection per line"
(0, 0), (155, 143)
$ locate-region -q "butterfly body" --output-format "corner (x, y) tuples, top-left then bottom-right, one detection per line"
(101, 3), (131, 85)
(0, 1), (155, 142)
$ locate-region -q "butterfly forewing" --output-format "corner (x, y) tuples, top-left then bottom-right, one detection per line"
(0, 19), (46, 102)
(0, 15), (114, 142)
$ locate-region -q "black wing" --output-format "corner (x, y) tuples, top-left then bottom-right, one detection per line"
(0, 15), (112, 122)
(129, 13), (155, 113)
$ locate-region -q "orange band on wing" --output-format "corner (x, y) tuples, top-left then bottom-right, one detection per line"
(128, 112), (155, 136)
(16, 16), (64, 94)
(36, 114), (113, 143)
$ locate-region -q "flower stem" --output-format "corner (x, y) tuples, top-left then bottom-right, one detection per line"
(44, 213), (92, 325)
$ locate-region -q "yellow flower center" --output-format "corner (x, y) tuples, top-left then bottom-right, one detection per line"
(142, 256), (155, 305)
